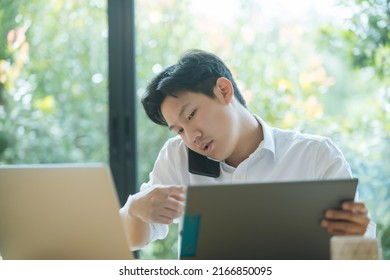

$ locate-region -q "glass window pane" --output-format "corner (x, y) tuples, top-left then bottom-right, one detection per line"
(135, 0), (390, 259)
(0, 0), (108, 164)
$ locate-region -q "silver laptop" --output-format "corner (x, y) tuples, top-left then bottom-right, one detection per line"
(0, 163), (134, 260)
(180, 179), (358, 260)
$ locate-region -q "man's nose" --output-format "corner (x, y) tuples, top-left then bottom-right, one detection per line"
(186, 127), (202, 144)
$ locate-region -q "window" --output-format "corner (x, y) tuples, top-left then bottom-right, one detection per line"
(1, 0), (388, 260)
(135, 0), (390, 259)
(0, 0), (108, 165)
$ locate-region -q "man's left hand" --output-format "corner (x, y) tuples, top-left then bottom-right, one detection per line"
(321, 201), (370, 235)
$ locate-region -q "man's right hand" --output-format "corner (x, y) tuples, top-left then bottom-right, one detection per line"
(129, 185), (186, 224)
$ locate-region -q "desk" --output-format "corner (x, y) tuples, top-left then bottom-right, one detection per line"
(0, 238), (380, 260)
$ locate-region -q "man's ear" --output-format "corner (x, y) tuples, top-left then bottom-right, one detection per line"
(215, 77), (234, 104)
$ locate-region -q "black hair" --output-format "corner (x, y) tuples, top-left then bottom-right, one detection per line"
(141, 49), (246, 126)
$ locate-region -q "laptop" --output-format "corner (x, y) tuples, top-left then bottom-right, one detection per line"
(0, 163), (134, 260)
(180, 179), (358, 260)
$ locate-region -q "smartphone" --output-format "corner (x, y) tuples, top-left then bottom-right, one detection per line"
(188, 148), (220, 178)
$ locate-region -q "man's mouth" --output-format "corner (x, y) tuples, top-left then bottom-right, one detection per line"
(202, 140), (213, 154)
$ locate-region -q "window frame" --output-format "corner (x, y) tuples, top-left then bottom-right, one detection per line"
(107, 0), (138, 206)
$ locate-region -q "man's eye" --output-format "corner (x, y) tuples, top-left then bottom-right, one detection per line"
(188, 110), (196, 120)
(178, 128), (184, 135)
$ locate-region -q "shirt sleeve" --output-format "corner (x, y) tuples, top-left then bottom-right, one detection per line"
(316, 138), (376, 238)
(120, 184), (170, 247)
(316, 138), (353, 179)
(132, 137), (187, 245)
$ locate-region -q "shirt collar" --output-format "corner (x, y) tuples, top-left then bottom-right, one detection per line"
(253, 115), (276, 161)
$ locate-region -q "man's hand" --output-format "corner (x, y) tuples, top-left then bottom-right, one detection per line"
(321, 201), (370, 235)
(129, 185), (186, 224)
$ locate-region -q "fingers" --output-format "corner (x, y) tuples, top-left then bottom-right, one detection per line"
(166, 185), (187, 202)
(160, 194), (185, 218)
(132, 185), (187, 225)
(341, 201), (368, 213)
(325, 209), (369, 226)
(321, 201), (370, 236)
(321, 220), (368, 235)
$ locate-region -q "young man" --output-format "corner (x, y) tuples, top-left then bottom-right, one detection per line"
(120, 49), (375, 251)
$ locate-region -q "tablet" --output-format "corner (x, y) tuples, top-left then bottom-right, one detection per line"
(180, 179), (358, 260)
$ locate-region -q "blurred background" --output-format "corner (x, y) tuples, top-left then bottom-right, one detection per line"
(0, 0), (389, 259)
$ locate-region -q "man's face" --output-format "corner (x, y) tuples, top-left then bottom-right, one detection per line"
(160, 89), (239, 162)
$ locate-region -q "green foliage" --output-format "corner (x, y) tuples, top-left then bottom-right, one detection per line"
(0, 0), (21, 60)
(139, 224), (179, 260)
(0, 0), (108, 164)
(380, 224), (390, 260)
(318, 0), (390, 259)
(136, 0), (390, 260)
(320, 0), (390, 78)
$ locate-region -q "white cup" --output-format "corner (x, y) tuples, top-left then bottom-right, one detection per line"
(330, 236), (382, 260)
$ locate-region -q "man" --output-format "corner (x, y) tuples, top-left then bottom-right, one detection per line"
(120, 49), (375, 251)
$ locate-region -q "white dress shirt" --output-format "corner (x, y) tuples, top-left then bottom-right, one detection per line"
(122, 116), (376, 245)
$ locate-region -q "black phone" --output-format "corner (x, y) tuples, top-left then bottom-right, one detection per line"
(188, 148), (220, 178)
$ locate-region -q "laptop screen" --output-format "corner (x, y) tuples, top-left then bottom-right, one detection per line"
(0, 163), (133, 260)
